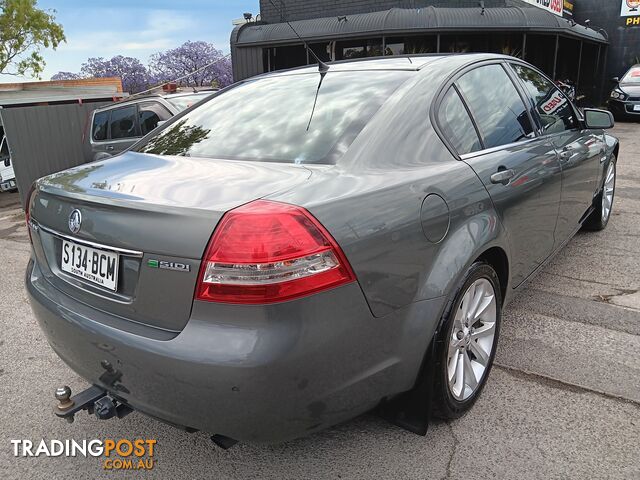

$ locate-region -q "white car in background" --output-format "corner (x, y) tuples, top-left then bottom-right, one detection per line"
(0, 132), (16, 192)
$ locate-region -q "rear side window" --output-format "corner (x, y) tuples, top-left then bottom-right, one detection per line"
(139, 102), (172, 136)
(510, 64), (577, 134)
(92, 111), (109, 141)
(438, 87), (482, 155)
(456, 64), (535, 150)
(109, 106), (138, 139)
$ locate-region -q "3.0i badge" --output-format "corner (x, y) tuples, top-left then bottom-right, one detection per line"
(147, 259), (191, 272)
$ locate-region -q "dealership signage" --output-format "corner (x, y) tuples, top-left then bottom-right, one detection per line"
(520, 0), (563, 16)
(622, 0), (640, 27)
(563, 0), (574, 17)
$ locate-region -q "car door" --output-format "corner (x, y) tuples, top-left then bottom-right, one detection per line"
(444, 63), (562, 286)
(138, 101), (172, 136)
(106, 104), (140, 155)
(509, 63), (604, 247)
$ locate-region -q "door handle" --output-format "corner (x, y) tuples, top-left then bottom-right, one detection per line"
(106, 145), (115, 151)
(559, 146), (573, 160)
(490, 168), (515, 185)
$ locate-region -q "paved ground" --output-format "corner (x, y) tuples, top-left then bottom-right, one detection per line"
(1, 123), (639, 479)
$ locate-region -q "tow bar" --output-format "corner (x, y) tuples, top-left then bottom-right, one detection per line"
(54, 385), (133, 423)
(53, 385), (239, 449)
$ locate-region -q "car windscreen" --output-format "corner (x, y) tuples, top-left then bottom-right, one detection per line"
(621, 67), (640, 84)
(136, 70), (412, 164)
(165, 93), (214, 111)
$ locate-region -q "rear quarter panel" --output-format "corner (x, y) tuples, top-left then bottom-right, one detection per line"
(272, 59), (510, 317)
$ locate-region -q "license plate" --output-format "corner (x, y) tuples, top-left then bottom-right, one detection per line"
(61, 240), (119, 291)
(634, 105), (640, 112)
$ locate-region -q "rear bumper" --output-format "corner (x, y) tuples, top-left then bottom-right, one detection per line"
(27, 258), (444, 443)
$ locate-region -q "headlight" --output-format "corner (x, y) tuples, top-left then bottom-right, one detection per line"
(611, 89), (627, 100)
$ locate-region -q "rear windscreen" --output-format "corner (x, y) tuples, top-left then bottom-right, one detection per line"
(136, 70), (411, 164)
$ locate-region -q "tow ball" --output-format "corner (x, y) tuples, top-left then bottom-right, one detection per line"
(54, 385), (133, 423)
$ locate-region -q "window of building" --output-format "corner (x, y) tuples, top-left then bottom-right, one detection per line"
(268, 45), (308, 71)
(308, 43), (331, 63)
(456, 64), (535, 149)
(438, 87), (482, 155)
(336, 39), (383, 60)
(403, 36), (437, 54)
(109, 106), (138, 140)
(92, 110), (110, 141)
(510, 64), (578, 134)
(384, 38), (405, 56)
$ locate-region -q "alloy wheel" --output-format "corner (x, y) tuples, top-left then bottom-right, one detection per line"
(602, 161), (616, 224)
(447, 278), (497, 401)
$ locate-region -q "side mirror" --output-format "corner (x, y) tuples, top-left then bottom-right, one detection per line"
(583, 108), (615, 130)
(611, 77), (620, 83)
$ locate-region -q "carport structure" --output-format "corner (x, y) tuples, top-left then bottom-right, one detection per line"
(231, 6), (608, 103)
(0, 78), (127, 204)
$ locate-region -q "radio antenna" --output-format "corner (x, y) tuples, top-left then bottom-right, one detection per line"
(267, 0), (329, 72)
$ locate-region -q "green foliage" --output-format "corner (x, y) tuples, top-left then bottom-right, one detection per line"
(140, 120), (211, 157)
(0, 0), (65, 78)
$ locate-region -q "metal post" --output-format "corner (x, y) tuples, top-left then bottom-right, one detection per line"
(576, 41), (583, 88)
(598, 45), (609, 105)
(522, 33), (527, 60)
(552, 35), (559, 80)
(437, 34), (441, 53)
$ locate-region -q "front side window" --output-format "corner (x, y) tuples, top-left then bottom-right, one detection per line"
(438, 87), (482, 155)
(92, 110), (109, 141)
(139, 102), (172, 136)
(109, 106), (138, 139)
(456, 64), (535, 150)
(511, 64), (577, 135)
(137, 71), (411, 164)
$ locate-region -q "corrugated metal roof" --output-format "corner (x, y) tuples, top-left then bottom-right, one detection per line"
(233, 6), (607, 46)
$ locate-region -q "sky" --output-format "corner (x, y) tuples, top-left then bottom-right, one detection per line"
(0, 0), (260, 83)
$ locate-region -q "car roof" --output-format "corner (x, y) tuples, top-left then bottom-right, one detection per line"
(252, 53), (510, 79)
(93, 90), (215, 112)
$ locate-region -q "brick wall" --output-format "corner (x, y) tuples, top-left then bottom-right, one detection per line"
(0, 77), (123, 93)
(259, 0), (511, 23)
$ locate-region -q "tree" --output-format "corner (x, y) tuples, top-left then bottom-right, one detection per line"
(150, 41), (231, 88)
(79, 56), (152, 93)
(0, 0), (65, 78)
(51, 71), (81, 80)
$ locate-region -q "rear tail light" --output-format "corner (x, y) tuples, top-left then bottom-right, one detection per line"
(25, 184), (36, 244)
(196, 200), (356, 304)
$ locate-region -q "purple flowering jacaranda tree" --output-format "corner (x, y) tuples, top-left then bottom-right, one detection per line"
(150, 41), (232, 88)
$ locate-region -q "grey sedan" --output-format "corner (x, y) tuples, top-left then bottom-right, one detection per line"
(26, 54), (618, 444)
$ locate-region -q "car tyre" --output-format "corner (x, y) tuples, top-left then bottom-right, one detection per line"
(431, 261), (502, 419)
(583, 156), (616, 231)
